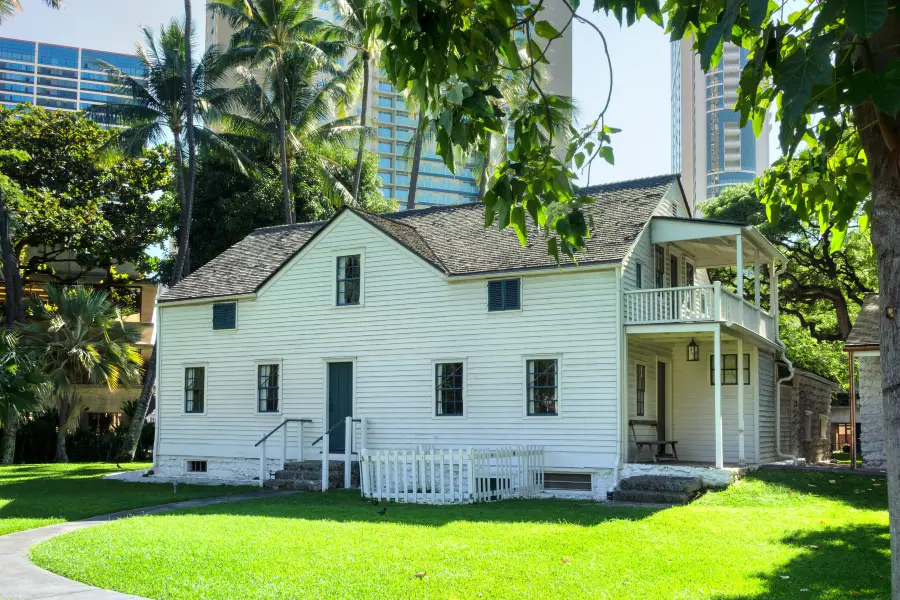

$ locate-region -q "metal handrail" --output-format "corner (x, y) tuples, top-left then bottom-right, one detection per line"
(254, 418), (313, 447)
(311, 419), (345, 447)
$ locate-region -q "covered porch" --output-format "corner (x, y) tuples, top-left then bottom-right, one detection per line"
(623, 324), (779, 470)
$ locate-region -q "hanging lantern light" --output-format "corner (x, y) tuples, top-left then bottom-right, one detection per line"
(687, 338), (700, 362)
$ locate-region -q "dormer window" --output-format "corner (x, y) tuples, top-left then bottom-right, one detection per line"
(336, 254), (361, 306)
(488, 278), (520, 312)
(212, 302), (236, 330)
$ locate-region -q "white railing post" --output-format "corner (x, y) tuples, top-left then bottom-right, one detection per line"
(360, 417), (367, 451)
(736, 232), (744, 327)
(344, 416), (353, 489)
(713, 281), (723, 321)
(281, 421), (288, 470)
(321, 433), (329, 491)
(298, 421), (304, 462)
(259, 441), (267, 487)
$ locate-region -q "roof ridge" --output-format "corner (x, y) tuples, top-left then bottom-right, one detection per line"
(578, 173), (678, 195)
(350, 208), (451, 274)
(250, 220), (327, 235)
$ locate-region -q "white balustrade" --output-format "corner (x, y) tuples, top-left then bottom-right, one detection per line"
(624, 283), (777, 342)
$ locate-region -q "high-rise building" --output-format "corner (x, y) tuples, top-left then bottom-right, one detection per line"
(671, 38), (770, 212)
(206, 2), (572, 208)
(0, 37), (144, 115)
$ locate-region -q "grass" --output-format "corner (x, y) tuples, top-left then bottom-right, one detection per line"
(832, 451), (864, 466)
(0, 463), (254, 536)
(31, 470), (889, 600)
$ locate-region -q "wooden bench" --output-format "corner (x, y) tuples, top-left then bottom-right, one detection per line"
(629, 420), (678, 463)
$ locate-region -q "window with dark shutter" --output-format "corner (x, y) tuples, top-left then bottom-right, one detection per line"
(488, 278), (521, 311)
(212, 302), (236, 330)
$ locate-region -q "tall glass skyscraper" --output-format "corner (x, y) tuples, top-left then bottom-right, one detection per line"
(0, 37), (144, 115)
(671, 38), (770, 212)
(206, 1), (572, 209)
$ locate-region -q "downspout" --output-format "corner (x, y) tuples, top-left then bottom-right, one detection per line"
(772, 260), (797, 463)
(610, 265), (624, 492)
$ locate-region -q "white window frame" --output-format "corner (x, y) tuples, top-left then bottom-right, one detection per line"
(432, 358), (467, 419)
(255, 359), (284, 415)
(332, 249), (366, 308)
(707, 352), (752, 387)
(635, 361), (647, 417)
(182, 363), (209, 415)
(185, 459), (208, 474)
(522, 354), (562, 418)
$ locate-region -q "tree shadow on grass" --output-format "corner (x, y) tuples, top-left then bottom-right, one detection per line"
(738, 470), (888, 512)
(180, 488), (664, 527)
(713, 523), (890, 599)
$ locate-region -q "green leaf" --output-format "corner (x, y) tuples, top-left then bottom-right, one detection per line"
(510, 205), (527, 245)
(700, 0), (740, 70)
(527, 39), (549, 64)
(534, 20), (561, 40)
(775, 44), (833, 122)
(872, 58), (900, 116)
(829, 225), (847, 252)
(598, 146), (614, 165)
(748, 0), (768, 29)
(845, 0), (888, 35)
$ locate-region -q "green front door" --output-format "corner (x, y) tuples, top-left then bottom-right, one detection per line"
(328, 362), (353, 453)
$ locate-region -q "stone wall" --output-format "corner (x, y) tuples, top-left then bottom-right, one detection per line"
(780, 370), (836, 462)
(859, 356), (886, 469)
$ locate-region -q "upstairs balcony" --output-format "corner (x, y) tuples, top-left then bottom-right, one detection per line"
(624, 282), (777, 342)
(624, 216), (787, 344)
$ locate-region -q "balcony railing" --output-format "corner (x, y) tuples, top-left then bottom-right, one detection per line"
(624, 283), (777, 342)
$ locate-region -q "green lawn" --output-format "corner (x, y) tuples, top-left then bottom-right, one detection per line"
(0, 463), (253, 535)
(832, 451), (864, 466)
(31, 470), (889, 600)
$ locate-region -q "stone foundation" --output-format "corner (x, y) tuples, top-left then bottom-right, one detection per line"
(154, 456), (277, 485)
(859, 356), (886, 469)
(620, 462), (755, 488)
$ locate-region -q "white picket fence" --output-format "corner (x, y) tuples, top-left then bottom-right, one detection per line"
(359, 446), (544, 504)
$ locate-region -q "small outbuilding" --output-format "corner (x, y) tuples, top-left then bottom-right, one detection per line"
(845, 293), (884, 469)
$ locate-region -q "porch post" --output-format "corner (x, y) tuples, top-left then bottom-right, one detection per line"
(754, 262), (761, 308)
(736, 232), (744, 324)
(737, 338), (745, 465)
(714, 325), (724, 468)
(769, 262), (778, 315)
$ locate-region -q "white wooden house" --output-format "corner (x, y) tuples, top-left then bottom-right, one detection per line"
(151, 174), (790, 499)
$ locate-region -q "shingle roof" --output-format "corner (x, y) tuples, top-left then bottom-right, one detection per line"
(160, 174), (679, 303)
(846, 293), (881, 348)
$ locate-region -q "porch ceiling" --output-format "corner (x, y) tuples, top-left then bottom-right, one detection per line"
(650, 217), (786, 268)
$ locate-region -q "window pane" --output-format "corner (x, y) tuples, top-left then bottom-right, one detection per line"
(435, 362), (463, 416)
(336, 255), (361, 305)
(258, 364), (279, 412)
(184, 367), (205, 413)
(527, 359), (558, 415)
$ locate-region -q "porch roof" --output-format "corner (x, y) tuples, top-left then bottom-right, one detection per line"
(650, 217), (786, 268)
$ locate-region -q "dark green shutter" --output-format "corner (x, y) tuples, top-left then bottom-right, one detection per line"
(212, 302), (236, 330)
(488, 279), (521, 311)
(504, 279), (520, 310)
(488, 280), (504, 311)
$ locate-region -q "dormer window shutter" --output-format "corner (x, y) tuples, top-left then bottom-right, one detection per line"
(488, 280), (504, 311)
(212, 302), (236, 330)
(504, 278), (520, 310)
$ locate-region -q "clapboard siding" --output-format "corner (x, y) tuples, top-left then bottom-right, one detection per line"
(157, 211), (621, 471)
(758, 349), (777, 462)
(670, 341), (759, 464)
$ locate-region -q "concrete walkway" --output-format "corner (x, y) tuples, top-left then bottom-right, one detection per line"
(0, 490), (293, 600)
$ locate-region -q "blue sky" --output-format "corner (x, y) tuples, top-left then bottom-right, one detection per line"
(1, 0), (777, 186)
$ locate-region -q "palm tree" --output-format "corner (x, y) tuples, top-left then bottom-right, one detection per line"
(210, 0), (343, 224)
(222, 45), (365, 207)
(88, 21), (249, 285)
(28, 286), (142, 463)
(335, 0), (381, 201)
(407, 111), (426, 209)
(89, 20), (251, 463)
(0, 0), (61, 25)
(0, 328), (48, 464)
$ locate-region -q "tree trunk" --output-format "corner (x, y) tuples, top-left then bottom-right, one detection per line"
(2, 404), (16, 464)
(478, 132), (492, 200)
(351, 54), (370, 204)
(55, 394), (69, 463)
(276, 71), (294, 224)
(171, 131), (190, 288)
(182, 0), (197, 280)
(407, 111), (426, 210)
(117, 345), (156, 462)
(852, 6), (900, 597)
(0, 184), (23, 464)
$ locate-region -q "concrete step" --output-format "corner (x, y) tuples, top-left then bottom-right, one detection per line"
(264, 478), (321, 492)
(608, 489), (692, 505)
(268, 460), (361, 490)
(618, 475), (704, 495)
